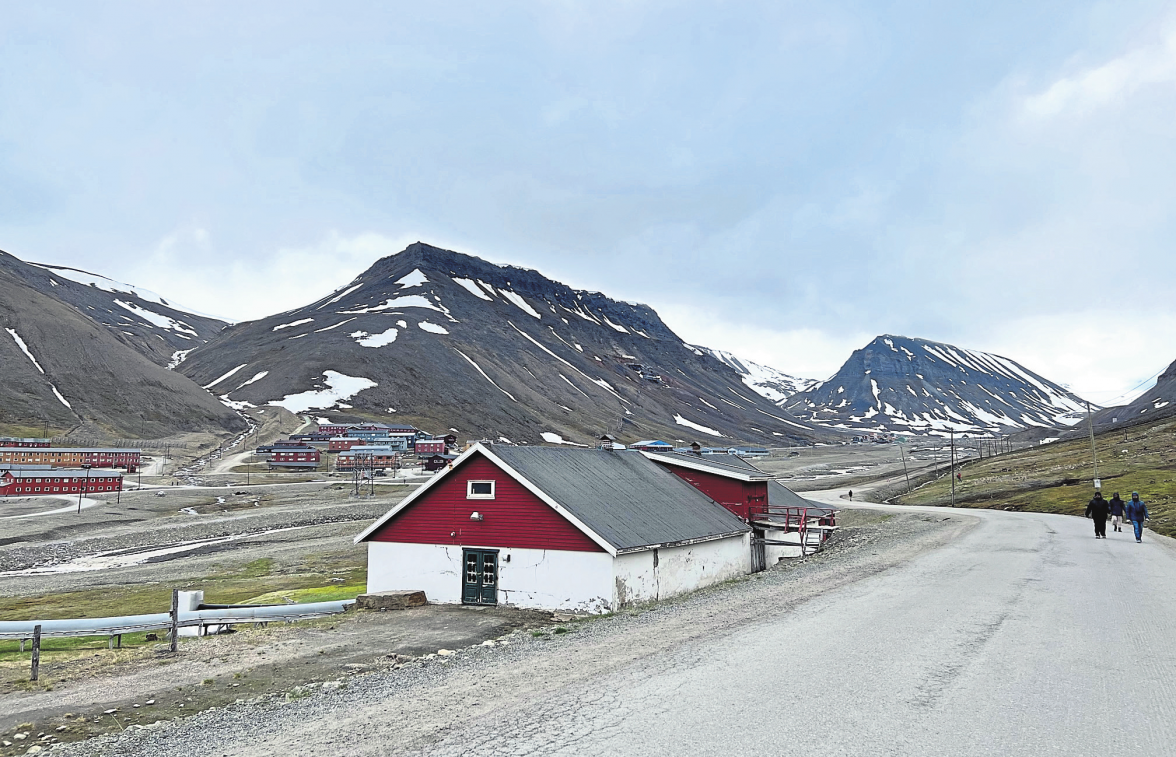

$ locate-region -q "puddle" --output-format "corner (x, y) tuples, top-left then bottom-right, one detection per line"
(0, 526), (311, 577)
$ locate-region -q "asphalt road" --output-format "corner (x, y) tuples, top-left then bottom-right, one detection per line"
(425, 491), (1176, 755)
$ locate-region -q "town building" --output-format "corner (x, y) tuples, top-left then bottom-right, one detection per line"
(328, 437), (365, 452)
(630, 440), (673, 452)
(0, 438), (51, 448)
(421, 453), (458, 472)
(336, 446), (401, 472)
(0, 447), (141, 471)
(356, 444), (755, 613)
(268, 447), (321, 469)
(414, 439), (447, 456)
(0, 468), (124, 497)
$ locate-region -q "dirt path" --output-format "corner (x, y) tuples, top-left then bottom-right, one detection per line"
(43, 509), (968, 756)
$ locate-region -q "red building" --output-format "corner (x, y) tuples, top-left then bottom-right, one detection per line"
(0, 469), (124, 497)
(414, 439), (447, 456)
(355, 444), (753, 612)
(642, 451), (770, 520)
(0, 438), (52, 448)
(328, 437), (364, 452)
(0, 448), (141, 471)
(269, 448), (321, 469)
(317, 424), (352, 437)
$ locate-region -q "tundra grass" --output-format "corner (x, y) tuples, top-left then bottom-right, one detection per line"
(0, 557), (366, 622)
(894, 417), (1176, 537)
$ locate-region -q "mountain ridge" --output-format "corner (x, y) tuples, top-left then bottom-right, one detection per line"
(783, 334), (1093, 436)
(178, 242), (827, 445)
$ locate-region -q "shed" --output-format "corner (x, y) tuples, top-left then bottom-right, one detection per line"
(355, 443), (751, 612)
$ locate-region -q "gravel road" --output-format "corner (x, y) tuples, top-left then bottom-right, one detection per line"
(50, 508), (968, 756)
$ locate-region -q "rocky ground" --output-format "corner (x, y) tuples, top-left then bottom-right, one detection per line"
(17, 508), (971, 757)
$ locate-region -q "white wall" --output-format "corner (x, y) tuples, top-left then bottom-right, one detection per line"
(366, 542), (616, 613)
(612, 535), (750, 607)
(764, 528), (804, 563)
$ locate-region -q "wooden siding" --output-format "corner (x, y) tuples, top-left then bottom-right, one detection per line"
(660, 468), (767, 520)
(368, 454), (604, 552)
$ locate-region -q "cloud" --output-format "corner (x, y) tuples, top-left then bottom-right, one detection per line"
(1021, 27), (1176, 120)
(138, 229), (422, 322)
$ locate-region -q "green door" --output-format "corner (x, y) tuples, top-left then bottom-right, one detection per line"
(461, 549), (498, 605)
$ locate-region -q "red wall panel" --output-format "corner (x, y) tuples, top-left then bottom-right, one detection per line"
(368, 454), (604, 552)
(657, 466), (766, 520)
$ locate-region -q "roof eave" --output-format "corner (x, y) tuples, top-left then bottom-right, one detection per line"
(613, 529), (751, 555)
(640, 451), (770, 481)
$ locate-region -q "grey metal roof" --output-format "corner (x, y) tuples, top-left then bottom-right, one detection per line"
(647, 451), (770, 477)
(767, 480), (835, 515)
(487, 446), (750, 552)
(3, 469), (123, 478)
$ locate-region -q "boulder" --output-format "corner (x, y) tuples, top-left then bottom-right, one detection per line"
(354, 590), (427, 611)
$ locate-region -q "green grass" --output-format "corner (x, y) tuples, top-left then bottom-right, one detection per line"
(243, 583), (367, 605)
(895, 417), (1176, 537)
(0, 556), (365, 621)
(0, 631), (157, 664)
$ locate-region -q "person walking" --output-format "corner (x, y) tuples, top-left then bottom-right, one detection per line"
(1109, 492), (1126, 533)
(1086, 491), (1109, 539)
(1126, 492), (1150, 543)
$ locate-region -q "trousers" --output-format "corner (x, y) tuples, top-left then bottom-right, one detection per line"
(1132, 520), (1145, 541)
(1093, 517), (1107, 537)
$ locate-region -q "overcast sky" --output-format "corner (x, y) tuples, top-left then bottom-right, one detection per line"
(2, 2), (1174, 405)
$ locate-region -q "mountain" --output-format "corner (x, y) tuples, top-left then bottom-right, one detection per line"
(1088, 356), (1176, 431)
(692, 346), (817, 403)
(782, 335), (1092, 436)
(0, 264), (247, 438)
(177, 242), (825, 445)
(0, 250), (228, 368)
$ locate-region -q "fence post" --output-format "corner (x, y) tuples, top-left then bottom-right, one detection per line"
(31, 624), (41, 681)
(170, 589), (179, 654)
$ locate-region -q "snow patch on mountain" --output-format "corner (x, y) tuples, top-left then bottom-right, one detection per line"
(692, 346), (817, 402)
(673, 414), (724, 437)
(272, 371), (377, 413)
(395, 269), (429, 289)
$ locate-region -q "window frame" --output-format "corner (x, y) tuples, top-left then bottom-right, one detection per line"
(466, 480), (496, 500)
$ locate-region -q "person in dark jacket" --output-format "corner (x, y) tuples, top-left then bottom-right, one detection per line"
(1085, 491), (1109, 539)
(1126, 492), (1150, 543)
(1109, 492), (1126, 532)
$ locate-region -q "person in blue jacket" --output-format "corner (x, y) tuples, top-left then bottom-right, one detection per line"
(1126, 492), (1150, 543)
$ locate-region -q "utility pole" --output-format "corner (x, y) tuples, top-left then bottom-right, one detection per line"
(1086, 400), (1099, 491)
(950, 428), (956, 507)
(900, 443), (911, 494)
(78, 464), (91, 514)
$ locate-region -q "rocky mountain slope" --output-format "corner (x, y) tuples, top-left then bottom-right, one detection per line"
(0, 265), (247, 438)
(692, 347), (817, 403)
(782, 335), (1092, 436)
(178, 242), (825, 445)
(1085, 356), (1176, 432)
(0, 250), (227, 368)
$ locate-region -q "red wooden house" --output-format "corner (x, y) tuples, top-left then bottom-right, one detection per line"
(356, 443), (752, 612)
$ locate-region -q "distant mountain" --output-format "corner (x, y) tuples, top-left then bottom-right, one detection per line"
(0, 263), (246, 438)
(177, 242), (825, 445)
(0, 250), (227, 368)
(692, 346), (817, 403)
(1088, 357), (1176, 431)
(782, 335), (1092, 436)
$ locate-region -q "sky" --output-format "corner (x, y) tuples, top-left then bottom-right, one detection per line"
(2, 1), (1174, 406)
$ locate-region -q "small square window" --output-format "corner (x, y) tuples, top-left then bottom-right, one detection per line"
(467, 480), (495, 499)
